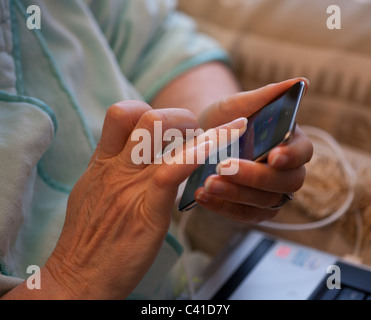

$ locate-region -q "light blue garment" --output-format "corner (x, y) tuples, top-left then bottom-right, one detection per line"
(0, 0), (228, 298)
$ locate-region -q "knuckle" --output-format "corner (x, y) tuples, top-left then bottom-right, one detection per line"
(107, 101), (151, 122)
(140, 109), (164, 127)
(153, 167), (171, 189)
(106, 103), (129, 122)
(114, 100), (151, 111)
(176, 107), (196, 120)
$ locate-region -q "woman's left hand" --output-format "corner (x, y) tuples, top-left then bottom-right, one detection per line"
(194, 78), (313, 223)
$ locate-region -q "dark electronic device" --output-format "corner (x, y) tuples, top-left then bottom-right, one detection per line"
(178, 81), (306, 212)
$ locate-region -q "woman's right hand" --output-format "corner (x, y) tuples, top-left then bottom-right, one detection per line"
(3, 100), (246, 300)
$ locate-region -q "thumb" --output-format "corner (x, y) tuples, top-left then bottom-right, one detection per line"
(199, 77), (309, 130)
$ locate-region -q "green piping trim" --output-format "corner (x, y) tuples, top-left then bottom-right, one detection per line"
(14, 0), (96, 152)
(126, 5), (166, 81)
(9, 0), (24, 95)
(36, 162), (72, 194)
(165, 232), (183, 257)
(0, 258), (10, 276)
(0, 91), (73, 193)
(13, 0), (97, 194)
(109, 0), (132, 61)
(143, 49), (229, 103)
(115, 20), (132, 68)
(0, 90), (58, 134)
(125, 232), (183, 300)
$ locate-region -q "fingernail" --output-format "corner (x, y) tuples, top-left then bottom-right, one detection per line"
(205, 179), (224, 195)
(196, 190), (209, 203)
(229, 117), (248, 132)
(271, 154), (288, 168)
(216, 159), (232, 175)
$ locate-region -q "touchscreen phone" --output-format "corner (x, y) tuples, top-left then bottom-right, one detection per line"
(178, 81), (306, 212)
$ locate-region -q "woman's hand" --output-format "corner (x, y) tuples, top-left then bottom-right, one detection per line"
(42, 101), (246, 300)
(194, 78), (313, 223)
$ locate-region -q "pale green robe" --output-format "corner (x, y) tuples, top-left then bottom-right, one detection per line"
(0, 0), (228, 299)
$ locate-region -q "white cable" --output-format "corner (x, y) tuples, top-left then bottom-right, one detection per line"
(259, 125), (356, 231)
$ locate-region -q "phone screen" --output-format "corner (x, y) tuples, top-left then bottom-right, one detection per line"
(178, 81), (305, 211)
